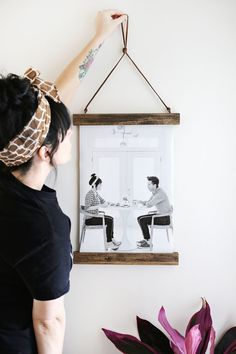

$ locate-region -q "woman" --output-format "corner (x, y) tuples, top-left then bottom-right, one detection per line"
(0, 9), (126, 354)
(84, 173), (121, 251)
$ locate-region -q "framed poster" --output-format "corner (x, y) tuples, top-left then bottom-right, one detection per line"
(73, 113), (180, 265)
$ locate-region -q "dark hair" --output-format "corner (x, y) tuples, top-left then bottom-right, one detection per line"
(0, 73), (71, 175)
(89, 173), (102, 188)
(147, 176), (159, 188)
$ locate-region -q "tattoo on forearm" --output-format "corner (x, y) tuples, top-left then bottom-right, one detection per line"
(79, 44), (102, 80)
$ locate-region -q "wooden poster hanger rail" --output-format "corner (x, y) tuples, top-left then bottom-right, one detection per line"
(82, 14), (174, 116)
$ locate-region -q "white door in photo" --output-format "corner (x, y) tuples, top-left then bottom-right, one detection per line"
(92, 151), (122, 203)
(92, 150), (161, 202)
(127, 151), (161, 201)
(92, 150), (161, 228)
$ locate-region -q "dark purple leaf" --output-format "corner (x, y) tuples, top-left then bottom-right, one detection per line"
(102, 328), (159, 354)
(215, 327), (236, 354)
(185, 299), (212, 354)
(137, 316), (174, 354)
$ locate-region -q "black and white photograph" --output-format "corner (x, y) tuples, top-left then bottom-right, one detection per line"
(79, 124), (174, 253)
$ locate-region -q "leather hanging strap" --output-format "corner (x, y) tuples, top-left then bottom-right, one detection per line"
(84, 15), (171, 114)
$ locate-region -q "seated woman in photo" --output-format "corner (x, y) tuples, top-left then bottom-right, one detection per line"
(84, 173), (121, 250)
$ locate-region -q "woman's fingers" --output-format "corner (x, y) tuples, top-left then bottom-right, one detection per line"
(106, 9), (127, 21)
(95, 9), (128, 40)
(112, 14), (127, 24)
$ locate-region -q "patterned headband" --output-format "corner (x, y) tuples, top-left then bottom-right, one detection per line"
(0, 67), (61, 167)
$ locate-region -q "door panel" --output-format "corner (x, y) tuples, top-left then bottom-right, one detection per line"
(92, 151), (161, 203)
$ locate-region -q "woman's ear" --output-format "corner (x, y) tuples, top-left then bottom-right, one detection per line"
(37, 145), (51, 162)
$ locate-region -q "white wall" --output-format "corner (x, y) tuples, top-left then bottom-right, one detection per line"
(1, 0), (236, 353)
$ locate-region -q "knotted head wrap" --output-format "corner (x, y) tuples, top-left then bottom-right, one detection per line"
(0, 67), (61, 167)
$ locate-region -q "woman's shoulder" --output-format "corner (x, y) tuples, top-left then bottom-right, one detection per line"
(85, 189), (95, 197)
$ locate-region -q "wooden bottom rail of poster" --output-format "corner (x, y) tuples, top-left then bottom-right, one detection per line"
(73, 251), (179, 265)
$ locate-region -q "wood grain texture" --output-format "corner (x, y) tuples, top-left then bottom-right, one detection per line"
(73, 251), (179, 265)
(73, 113), (180, 126)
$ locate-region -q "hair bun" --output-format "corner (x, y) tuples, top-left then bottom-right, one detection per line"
(0, 73), (38, 151)
(89, 173), (97, 186)
(0, 74), (35, 113)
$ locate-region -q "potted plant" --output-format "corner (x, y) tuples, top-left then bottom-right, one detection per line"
(102, 299), (236, 353)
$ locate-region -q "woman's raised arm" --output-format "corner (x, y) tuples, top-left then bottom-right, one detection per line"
(55, 9), (127, 105)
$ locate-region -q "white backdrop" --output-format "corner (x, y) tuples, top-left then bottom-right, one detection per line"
(1, 0), (236, 353)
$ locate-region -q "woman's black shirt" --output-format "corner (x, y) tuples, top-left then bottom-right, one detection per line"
(0, 170), (72, 353)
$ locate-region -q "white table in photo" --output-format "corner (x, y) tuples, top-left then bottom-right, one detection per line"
(108, 205), (137, 251)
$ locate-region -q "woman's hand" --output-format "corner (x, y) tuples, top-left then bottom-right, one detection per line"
(95, 9), (127, 42)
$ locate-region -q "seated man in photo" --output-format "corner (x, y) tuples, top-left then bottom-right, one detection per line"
(136, 176), (172, 248)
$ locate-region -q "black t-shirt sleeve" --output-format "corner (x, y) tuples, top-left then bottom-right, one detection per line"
(15, 235), (72, 301)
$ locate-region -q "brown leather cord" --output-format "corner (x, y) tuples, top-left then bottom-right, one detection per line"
(121, 14), (128, 50)
(83, 53), (126, 114)
(84, 14), (171, 114)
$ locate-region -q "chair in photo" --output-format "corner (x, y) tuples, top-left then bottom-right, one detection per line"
(149, 206), (174, 252)
(80, 205), (107, 251)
